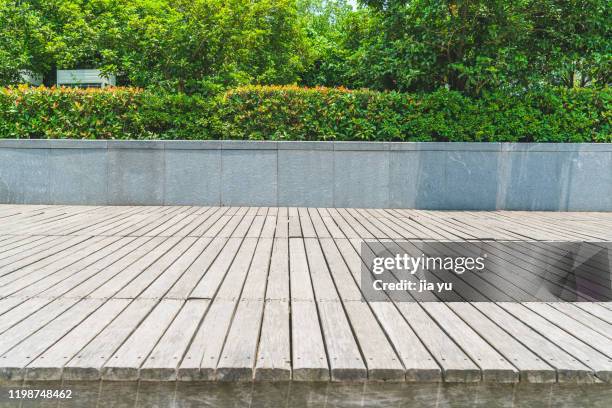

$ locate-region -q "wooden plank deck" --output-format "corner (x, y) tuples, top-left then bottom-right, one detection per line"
(0, 205), (611, 383)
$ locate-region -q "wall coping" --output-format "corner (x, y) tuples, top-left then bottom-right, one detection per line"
(0, 139), (611, 152)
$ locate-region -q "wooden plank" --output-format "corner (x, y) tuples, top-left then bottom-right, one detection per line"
(232, 214), (255, 238)
(291, 300), (329, 381)
(77, 206), (159, 236)
(522, 303), (612, 358)
(335, 208), (374, 239)
(373, 240), (441, 302)
(0, 208), (99, 234)
(140, 299), (210, 380)
(0, 297), (55, 334)
(332, 237), (442, 381)
(102, 299), (183, 380)
(307, 208), (330, 238)
(298, 213), (317, 238)
(369, 302), (441, 381)
(265, 238), (289, 301)
(448, 302), (556, 383)
(288, 216), (302, 238)
(108, 207), (184, 237)
(0, 298), (79, 356)
(138, 207), (198, 237)
(275, 214), (289, 238)
(187, 237), (243, 299)
(0, 236), (50, 257)
(104, 206), (182, 236)
(316, 301), (366, 381)
(178, 299), (235, 380)
(396, 303), (481, 382)
(192, 238), (257, 300)
(217, 212), (248, 238)
(473, 303), (596, 382)
(499, 302), (612, 381)
(44, 237), (165, 298)
(87, 237), (183, 299)
(342, 301), (405, 381)
(158, 209), (209, 237)
(296, 232), (363, 382)
(201, 215), (233, 238)
(356, 209), (403, 239)
(549, 303), (612, 340)
(174, 207), (218, 236)
(347, 208), (390, 238)
(0, 236), (90, 274)
(216, 299), (265, 381)
(0, 296), (33, 318)
(574, 303), (612, 325)
(0, 298), (105, 381)
(318, 238), (362, 301)
(165, 237), (227, 299)
(215, 238), (273, 379)
(52, 207), (150, 236)
(128, 238), (210, 300)
(180, 237), (264, 380)
(63, 299), (158, 380)
(25, 299), (131, 380)
(260, 215), (277, 238)
(246, 215), (266, 238)
(239, 238), (273, 300)
(0, 235), (126, 287)
(189, 207), (229, 236)
(304, 238), (340, 301)
(289, 238), (315, 301)
(3, 205), (612, 385)
(254, 300), (291, 380)
(288, 238), (328, 381)
(0, 236), (123, 296)
(326, 208), (359, 239)
(11, 206), (118, 236)
(138, 237), (212, 299)
(254, 237), (290, 381)
(318, 210), (345, 239)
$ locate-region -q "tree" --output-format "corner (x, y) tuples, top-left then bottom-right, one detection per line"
(118, 0), (310, 92)
(353, 0), (610, 94)
(0, 0), (310, 92)
(526, 0), (611, 88)
(298, 0), (355, 86)
(0, 0), (609, 93)
(0, 0), (52, 85)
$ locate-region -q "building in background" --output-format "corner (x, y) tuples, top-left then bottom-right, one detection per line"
(56, 69), (116, 88)
(19, 70), (43, 86)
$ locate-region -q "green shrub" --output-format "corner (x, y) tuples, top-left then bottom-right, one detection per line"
(0, 85), (216, 140)
(0, 85), (609, 142)
(220, 85), (611, 142)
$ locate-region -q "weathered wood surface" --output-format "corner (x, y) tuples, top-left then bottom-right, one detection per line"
(0, 205), (611, 383)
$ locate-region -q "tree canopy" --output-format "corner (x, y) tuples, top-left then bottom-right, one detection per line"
(0, 0), (609, 94)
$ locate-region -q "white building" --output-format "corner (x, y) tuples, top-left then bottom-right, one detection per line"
(56, 69), (116, 88)
(19, 70), (43, 86)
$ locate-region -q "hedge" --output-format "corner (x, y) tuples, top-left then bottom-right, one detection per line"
(0, 86), (214, 140)
(0, 84), (610, 142)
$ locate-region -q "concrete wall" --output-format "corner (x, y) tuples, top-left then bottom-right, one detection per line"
(0, 139), (610, 210)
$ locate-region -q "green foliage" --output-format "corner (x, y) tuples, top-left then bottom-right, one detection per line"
(0, 86), (216, 139)
(220, 85), (611, 142)
(1, 1), (608, 95)
(0, 0), (309, 92)
(2, 85), (609, 142)
(0, 1), (52, 85)
(302, 0), (611, 94)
